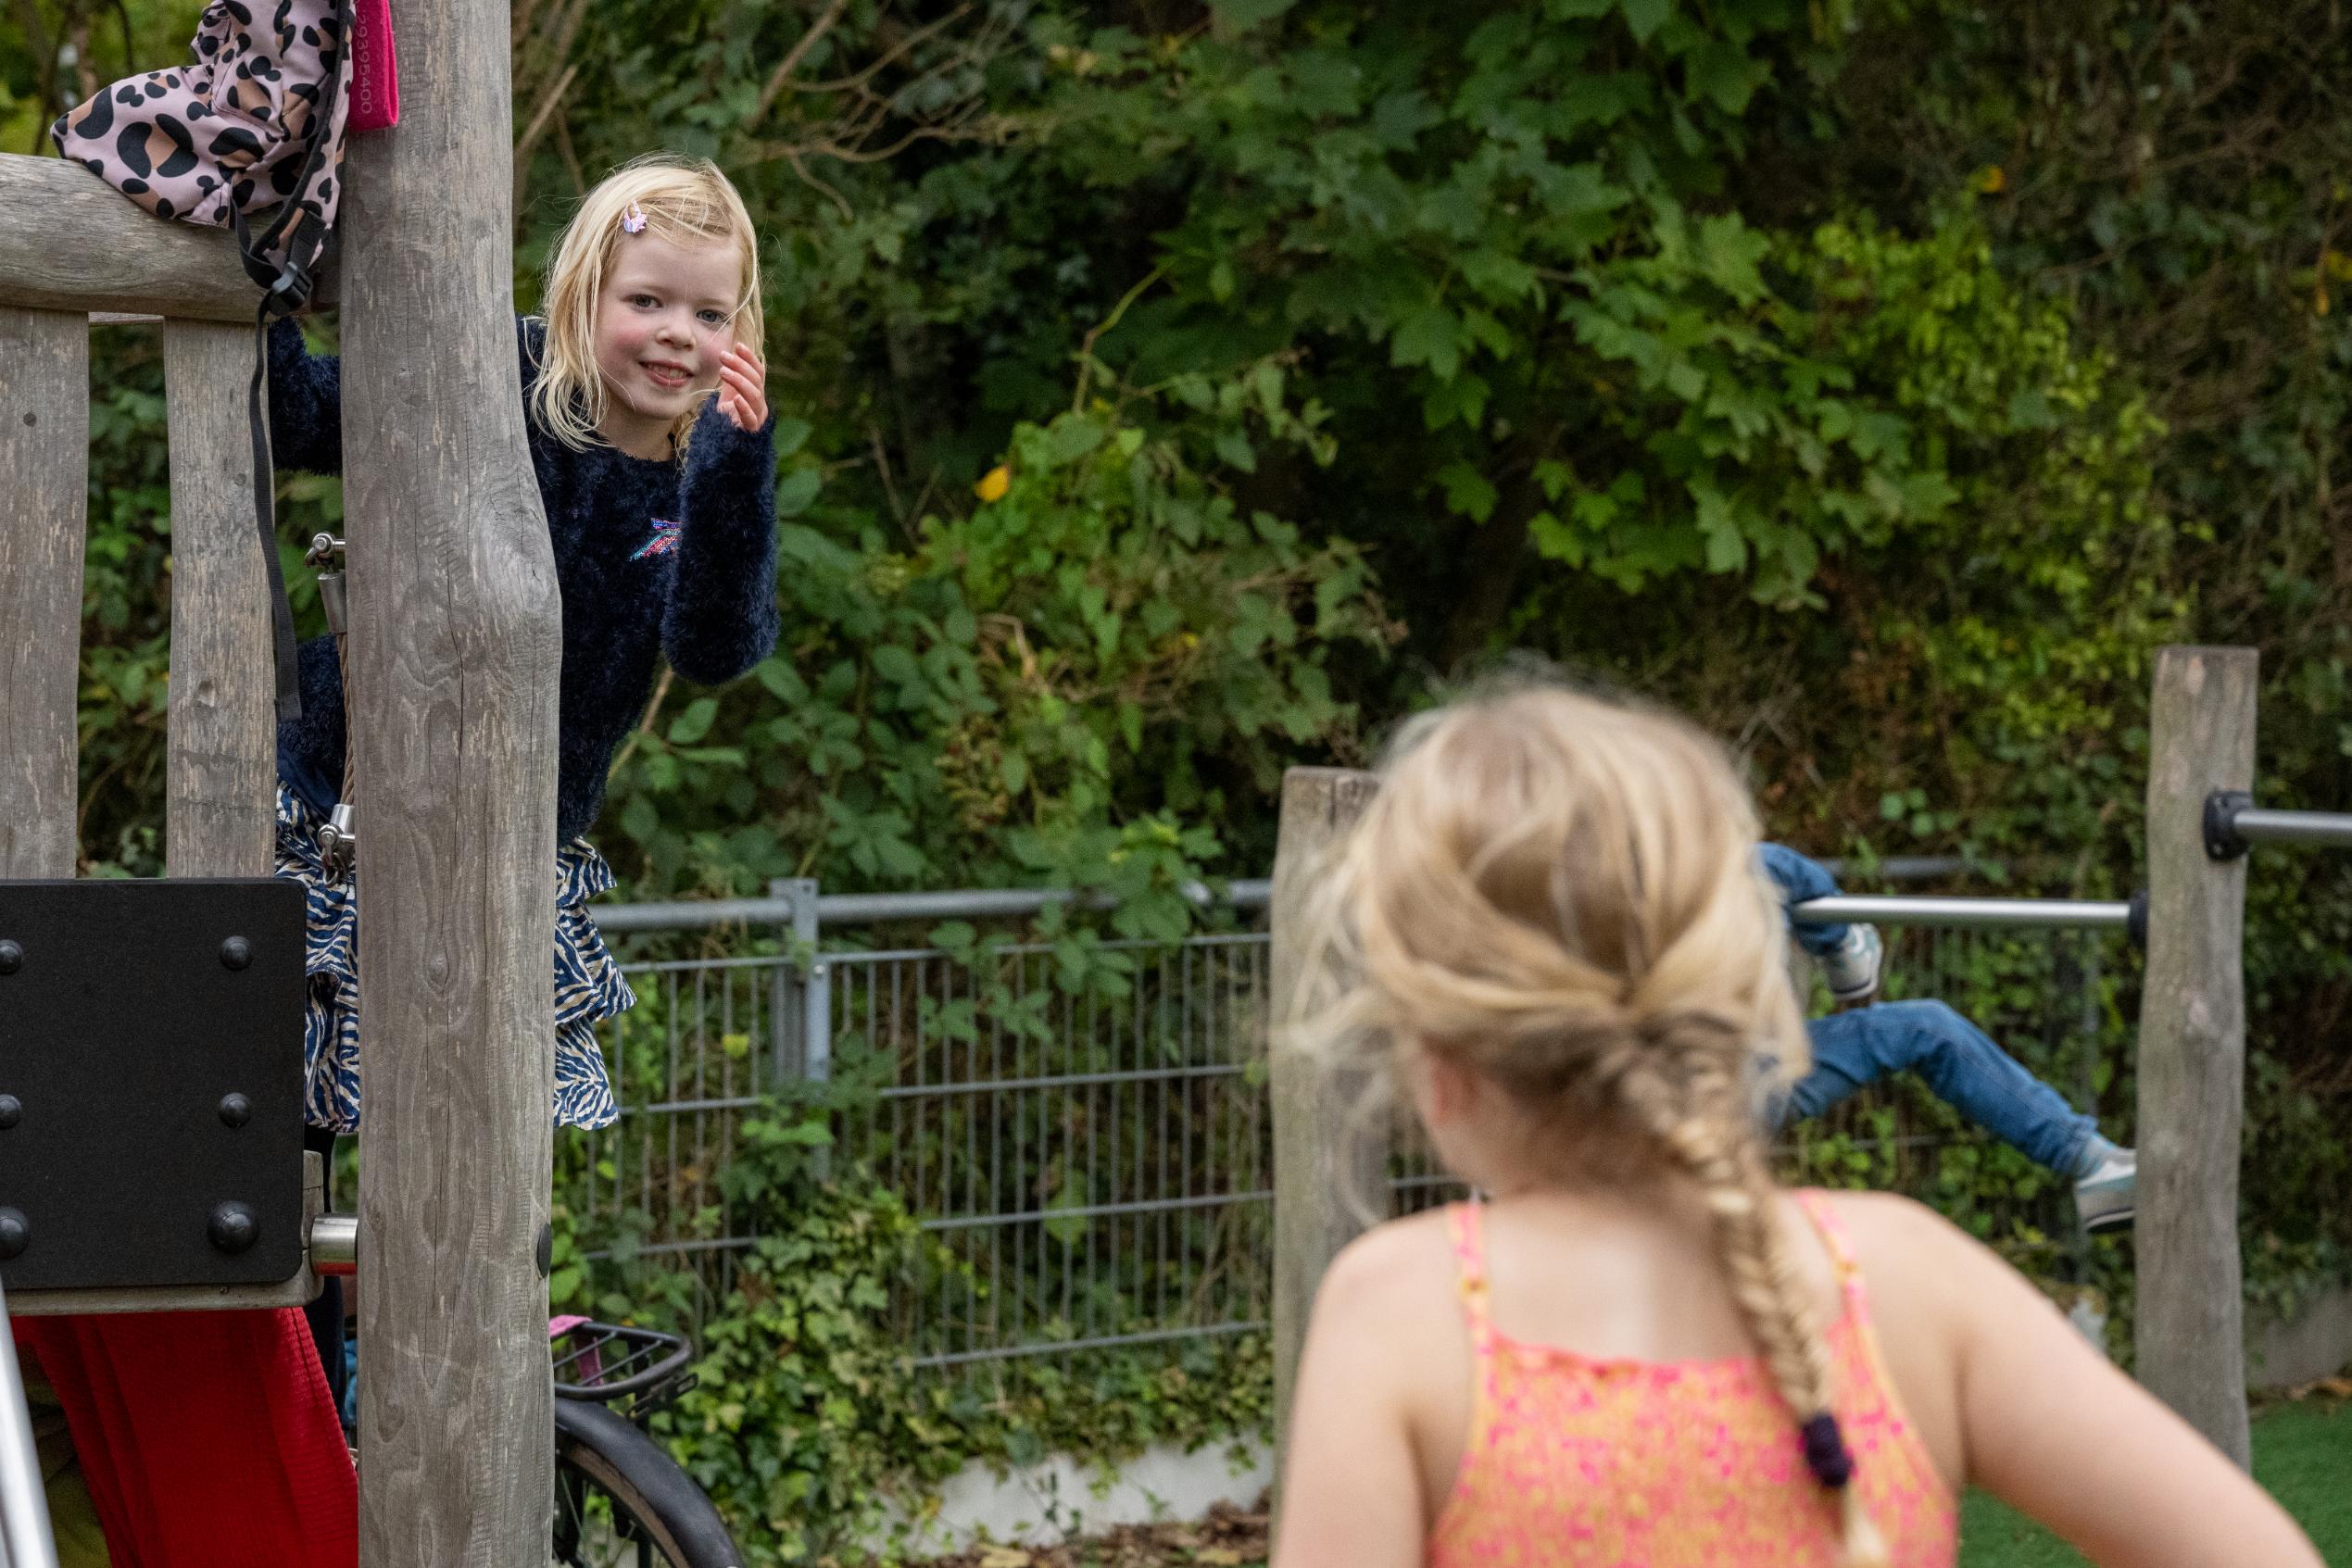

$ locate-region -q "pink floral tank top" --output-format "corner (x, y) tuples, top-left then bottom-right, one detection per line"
(1426, 1192), (1958, 1567)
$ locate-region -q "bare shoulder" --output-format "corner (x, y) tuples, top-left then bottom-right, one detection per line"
(1811, 1186), (1982, 1265)
(1808, 1186), (2068, 1360)
(1297, 1209), (1470, 1428)
(1317, 1206), (1461, 1319)
(1799, 1188), (1994, 1328)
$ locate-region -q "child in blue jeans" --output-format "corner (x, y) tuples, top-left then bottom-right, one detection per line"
(1759, 845), (2136, 1230)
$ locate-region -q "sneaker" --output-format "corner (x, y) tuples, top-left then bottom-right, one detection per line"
(1818, 923), (1882, 1005)
(2075, 1148), (2136, 1233)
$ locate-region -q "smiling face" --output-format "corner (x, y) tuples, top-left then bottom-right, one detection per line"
(589, 232), (747, 459)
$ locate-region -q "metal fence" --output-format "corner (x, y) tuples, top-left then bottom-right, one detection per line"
(559, 862), (2133, 1368)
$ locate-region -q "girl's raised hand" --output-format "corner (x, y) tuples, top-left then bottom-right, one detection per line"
(715, 342), (768, 432)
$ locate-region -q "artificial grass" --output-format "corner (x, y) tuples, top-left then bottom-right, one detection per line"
(1959, 1397), (2351, 1565)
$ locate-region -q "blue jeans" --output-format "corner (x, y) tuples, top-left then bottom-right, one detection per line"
(1757, 845), (2099, 1176)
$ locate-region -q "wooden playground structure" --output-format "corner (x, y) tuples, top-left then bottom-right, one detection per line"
(0, 0), (561, 1560)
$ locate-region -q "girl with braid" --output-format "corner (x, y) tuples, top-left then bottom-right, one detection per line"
(1271, 682), (2319, 1568)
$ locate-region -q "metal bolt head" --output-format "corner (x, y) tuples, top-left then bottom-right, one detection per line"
(0, 1096), (19, 1131)
(208, 1202), (258, 1255)
(220, 935), (252, 971)
(218, 1093), (252, 1129)
(0, 1209), (26, 1261)
(0, 941), (19, 975)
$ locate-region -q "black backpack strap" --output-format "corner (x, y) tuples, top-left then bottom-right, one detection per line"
(244, 0), (356, 298)
(228, 0), (358, 725)
(236, 269), (305, 725)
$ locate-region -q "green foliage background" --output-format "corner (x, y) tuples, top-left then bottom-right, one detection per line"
(10, 0), (2352, 1555)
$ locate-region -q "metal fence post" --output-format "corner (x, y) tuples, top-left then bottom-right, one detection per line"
(771, 878), (830, 1084)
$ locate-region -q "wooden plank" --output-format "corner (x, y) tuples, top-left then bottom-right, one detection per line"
(164, 320), (278, 878)
(0, 308), (89, 881)
(2136, 644), (2258, 1467)
(1268, 766), (1385, 1492)
(0, 154), (334, 321)
(339, 2), (564, 1559)
(11, 1155), (325, 1317)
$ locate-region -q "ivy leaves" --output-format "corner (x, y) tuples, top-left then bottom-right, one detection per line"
(604, 358), (1390, 900)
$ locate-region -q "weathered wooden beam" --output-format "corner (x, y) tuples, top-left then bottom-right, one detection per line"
(0, 153), (335, 320)
(0, 307), (88, 881)
(164, 321), (278, 877)
(2137, 644), (2258, 1467)
(342, 0), (564, 1560)
(1269, 766), (1385, 1492)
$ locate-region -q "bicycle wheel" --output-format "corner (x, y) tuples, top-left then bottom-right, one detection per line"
(551, 1400), (740, 1568)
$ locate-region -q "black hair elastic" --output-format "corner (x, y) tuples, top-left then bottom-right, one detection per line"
(1800, 1411), (1855, 1488)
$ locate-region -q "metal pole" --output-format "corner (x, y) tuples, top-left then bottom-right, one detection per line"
(803, 949), (832, 1085)
(2224, 807), (2352, 850)
(599, 865), (2039, 935)
(771, 878), (820, 1081)
(600, 881), (1277, 934)
(0, 1279), (60, 1568)
(1789, 894), (2134, 931)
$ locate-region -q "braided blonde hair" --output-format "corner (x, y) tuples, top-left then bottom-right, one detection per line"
(1292, 679), (1890, 1565)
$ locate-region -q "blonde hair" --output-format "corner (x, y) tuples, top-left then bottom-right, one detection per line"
(1293, 679), (1889, 1566)
(530, 153), (766, 456)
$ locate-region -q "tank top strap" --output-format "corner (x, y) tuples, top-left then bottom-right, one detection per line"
(1792, 1188), (1868, 1312)
(1444, 1200), (1499, 1363)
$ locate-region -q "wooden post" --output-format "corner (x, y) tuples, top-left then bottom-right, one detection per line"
(163, 320), (276, 878)
(340, 0), (564, 1560)
(0, 308), (89, 882)
(2137, 645), (2258, 1467)
(1269, 766), (1385, 1486)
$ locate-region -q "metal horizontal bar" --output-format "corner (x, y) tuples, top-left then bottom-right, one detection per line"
(919, 1188), (1273, 1233)
(614, 1094), (767, 1119)
(592, 857), (1977, 936)
(596, 897), (807, 933)
(908, 1319), (1266, 1368)
(815, 931), (1269, 966)
(2228, 808), (2352, 849)
(613, 953), (784, 976)
(582, 1236), (760, 1262)
(1790, 894), (2132, 930)
(878, 1060), (1249, 1100)
(597, 879), (1272, 933)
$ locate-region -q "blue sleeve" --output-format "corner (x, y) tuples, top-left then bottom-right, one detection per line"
(266, 316), (342, 474)
(660, 403), (780, 685)
(1756, 843), (1843, 909)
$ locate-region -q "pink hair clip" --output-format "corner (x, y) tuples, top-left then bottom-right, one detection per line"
(621, 203), (648, 235)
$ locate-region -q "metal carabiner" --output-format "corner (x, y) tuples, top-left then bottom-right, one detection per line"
(307, 533), (348, 637)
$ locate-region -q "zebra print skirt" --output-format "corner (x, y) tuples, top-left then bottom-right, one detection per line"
(272, 785), (630, 1132)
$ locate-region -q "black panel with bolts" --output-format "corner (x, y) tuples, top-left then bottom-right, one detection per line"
(0, 878), (305, 1290)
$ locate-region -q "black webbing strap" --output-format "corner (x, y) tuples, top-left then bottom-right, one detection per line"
(226, 0), (357, 723)
(244, 291), (304, 723)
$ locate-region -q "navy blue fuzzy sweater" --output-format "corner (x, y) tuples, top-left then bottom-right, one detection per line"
(268, 317), (780, 846)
